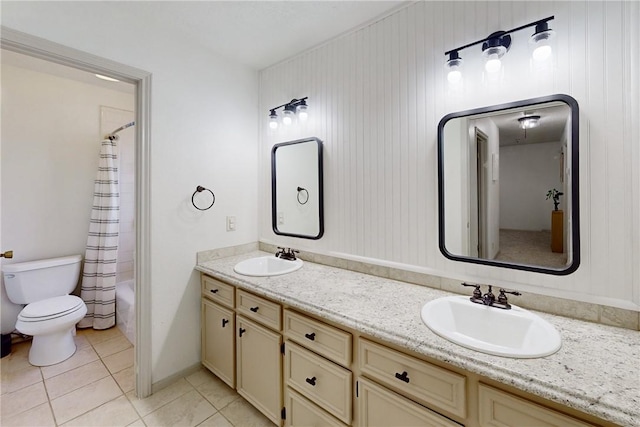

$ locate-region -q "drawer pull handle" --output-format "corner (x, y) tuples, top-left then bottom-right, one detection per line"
(222, 319), (229, 328)
(250, 306), (259, 312)
(239, 328), (246, 337)
(305, 376), (317, 386)
(210, 289), (219, 294)
(395, 371), (410, 383)
(304, 332), (316, 341)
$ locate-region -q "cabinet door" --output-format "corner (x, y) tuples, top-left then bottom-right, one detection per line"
(357, 377), (461, 427)
(236, 315), (283, 426)
(201, 299), (235, 388)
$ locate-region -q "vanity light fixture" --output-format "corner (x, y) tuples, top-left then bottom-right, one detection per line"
(444, 16), (554, 83)
(267, 97), (309, 129)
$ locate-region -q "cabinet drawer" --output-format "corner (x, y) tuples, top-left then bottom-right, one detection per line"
(201, 275), (235, 308)
(285, 387), (348, 427)
(285, 340), (352, 424)
(357, 377), (462, 427)
(478, 384), (595, 427)
(284, 309), (352, 367)
(236, 289), (282, 330)
(358, 338), (466, 418)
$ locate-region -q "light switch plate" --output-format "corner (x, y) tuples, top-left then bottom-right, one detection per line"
(226, 216), (236, 231)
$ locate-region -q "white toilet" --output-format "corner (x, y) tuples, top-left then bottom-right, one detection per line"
(3, 255), (86, 366)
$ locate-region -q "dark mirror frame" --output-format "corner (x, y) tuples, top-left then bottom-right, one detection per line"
(437, 94), (580, 275)
(271, 137), (324, 240)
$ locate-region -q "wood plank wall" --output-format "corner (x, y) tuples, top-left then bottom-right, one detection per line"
(259, 1), (640, 310)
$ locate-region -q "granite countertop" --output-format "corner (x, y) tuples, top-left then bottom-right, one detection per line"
(196, 251), (640, 426)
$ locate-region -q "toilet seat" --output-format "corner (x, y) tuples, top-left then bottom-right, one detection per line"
(18, 295), (85, 322)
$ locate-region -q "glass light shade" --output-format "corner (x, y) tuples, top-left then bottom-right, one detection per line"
(297, 104), (308, 121)
(282, 109), (294, 126)
(446, 58), (463, 84)
(519, 116), (540, 129)
(269, 111), (278, 129)
(530, 29), (555, 62)
(482, 45), (507, 74)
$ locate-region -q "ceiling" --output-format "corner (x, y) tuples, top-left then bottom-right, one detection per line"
(2, 1), (407, 89)
(129, 1), (407, 70)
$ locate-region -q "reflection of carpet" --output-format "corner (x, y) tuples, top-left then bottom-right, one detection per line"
(495, 229), (568, 268)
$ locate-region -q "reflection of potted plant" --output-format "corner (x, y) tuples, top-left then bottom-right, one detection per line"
(546, 188), (563, 211)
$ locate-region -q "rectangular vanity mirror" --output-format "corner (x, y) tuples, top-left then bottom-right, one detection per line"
(438, 94), (579, 275)
(272, 137), (324, 240)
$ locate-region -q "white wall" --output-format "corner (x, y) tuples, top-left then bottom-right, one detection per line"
(259, 1), (640, 311)
(2, 2), (260, 383)
(500, 141), (563, 231)
(1, 64), (134, 263)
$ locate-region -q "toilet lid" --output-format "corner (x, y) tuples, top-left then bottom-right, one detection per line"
(19, 295), (85, 322)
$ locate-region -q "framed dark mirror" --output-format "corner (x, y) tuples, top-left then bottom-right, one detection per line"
(272, 137), (324, 239)
(438, 94), (579, 275)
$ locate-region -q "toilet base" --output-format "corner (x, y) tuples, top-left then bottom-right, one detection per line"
(28, 327), (77, 366)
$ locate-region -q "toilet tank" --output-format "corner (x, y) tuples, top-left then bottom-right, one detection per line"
(2, 255), (82, 304)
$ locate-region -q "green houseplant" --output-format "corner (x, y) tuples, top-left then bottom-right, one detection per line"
(546, 188), (563, 211)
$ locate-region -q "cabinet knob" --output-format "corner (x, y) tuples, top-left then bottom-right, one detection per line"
(250, 306), (259, 313)
(210, 289), (219, 294)
(239, 328), (246, 337)
(304, 332), (316, 341)
(305, 376), (317, 386)
(222, 319), (229, 328)
(395, 371), (410, 383)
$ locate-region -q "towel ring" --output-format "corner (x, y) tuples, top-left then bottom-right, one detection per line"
(192, 186), (215, 211)
(297, 186), (309, 205)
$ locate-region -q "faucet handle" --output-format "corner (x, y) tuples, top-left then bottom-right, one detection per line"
(276, 247), (286, 257)
(461, 282), (482, 299)
(497, 288), (521, 306)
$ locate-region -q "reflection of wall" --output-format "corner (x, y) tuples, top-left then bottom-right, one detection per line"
(474, 118), (500, 259)
(500, 141), (563, 231)
(259, 1), (640, 311)
(443, 118), (468, 255)
(275, 141), (320, 237)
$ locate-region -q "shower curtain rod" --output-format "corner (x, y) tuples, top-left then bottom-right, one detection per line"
(106, 121), (135, 139)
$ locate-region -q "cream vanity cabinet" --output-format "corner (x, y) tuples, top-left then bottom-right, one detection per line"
(201, 276), (235, 388)
(201, 273), (613, 427)
(201, 276), (283, 426)
(283, 309), (353, 426)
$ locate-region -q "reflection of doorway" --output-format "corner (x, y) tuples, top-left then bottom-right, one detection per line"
(475, 128), (489, 258)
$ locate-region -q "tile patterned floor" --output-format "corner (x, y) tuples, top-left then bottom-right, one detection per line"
(0, 327), (275, 426)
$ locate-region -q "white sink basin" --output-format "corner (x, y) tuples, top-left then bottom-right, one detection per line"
(420, 296), (561, 358)
(234, 256), (303, 277)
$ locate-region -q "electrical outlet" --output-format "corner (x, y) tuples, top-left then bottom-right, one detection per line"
(226, 216), (236, 231)
(278, 212), (284, 225)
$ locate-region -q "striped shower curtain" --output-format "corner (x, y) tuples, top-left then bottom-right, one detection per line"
(78, 139), (120, 330)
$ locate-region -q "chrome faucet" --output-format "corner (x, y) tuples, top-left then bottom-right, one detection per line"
(461, 283), (521, 310)
(275, 247), (299, 261)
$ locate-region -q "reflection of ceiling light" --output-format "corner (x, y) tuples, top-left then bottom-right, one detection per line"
(518, 115), (541, 129)
(95, 74), (120, 82)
